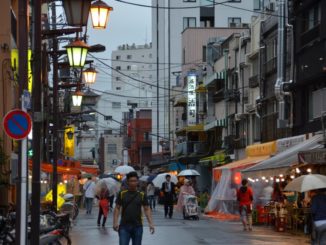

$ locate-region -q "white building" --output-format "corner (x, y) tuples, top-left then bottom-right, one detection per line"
(94, 43), (155, 169)
(151, 0), (256, 153)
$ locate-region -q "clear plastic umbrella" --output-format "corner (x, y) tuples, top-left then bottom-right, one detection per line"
(284, 174), (326, 192)
(178, 169), (200, 176)
(95, 177), (121, 195)
(114, 165), (135, 174)
(152, 173), (178, 188)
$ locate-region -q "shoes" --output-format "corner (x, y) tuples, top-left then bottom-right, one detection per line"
(165, 215), (167, 218)
(102, 224), (105, 227)
(169, 216), (172, 219)
(97, 223), (100, 227)
(243, 227), (247, 231)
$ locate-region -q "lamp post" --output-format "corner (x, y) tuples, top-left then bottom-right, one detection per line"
(62, 0), (91, 27)
(83, 66), (97, 85)
(90, 0), (113, 29)
(72, 90), (84, 107)
(65, 39), (90, 68)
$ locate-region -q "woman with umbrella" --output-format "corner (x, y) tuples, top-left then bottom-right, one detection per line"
(176, 179), (195, 212)
(96, 184), (110, 227)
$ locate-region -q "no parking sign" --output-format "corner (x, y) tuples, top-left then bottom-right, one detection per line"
(3, 109), (32, 140)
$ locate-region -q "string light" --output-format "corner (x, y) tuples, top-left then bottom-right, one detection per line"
(290, 175), (295, 179)
(276, 178), (280, 183)
(307, 168), (312, 173)
(64, 180), (68, 184)
(296, 168), (301, 174)
(270, 177), (274, 181)
(265, 180), (269, 183)
(279, 174), (283, 178)
(262, 176), (266, 180)
(281, 178), (285, 182)
(255, 178), (259, 182)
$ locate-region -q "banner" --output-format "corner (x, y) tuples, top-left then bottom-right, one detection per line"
(64, 126), (75, 157)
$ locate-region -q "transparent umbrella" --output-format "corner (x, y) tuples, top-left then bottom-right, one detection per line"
(152, 173), (178, 188)
(95, 177), (121, 195)
(114, 165), (135, 175)
(284, 174), (326, 192)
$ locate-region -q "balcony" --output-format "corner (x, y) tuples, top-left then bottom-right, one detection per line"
(175, 141), (207, 156)
(204, 71), (225, 87)
(224, 89), (240, 102)
(213, 89), (224, 103)
(249, 75), (259, 88)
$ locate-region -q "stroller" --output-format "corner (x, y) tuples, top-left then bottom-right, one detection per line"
(182, 194), (199, 220)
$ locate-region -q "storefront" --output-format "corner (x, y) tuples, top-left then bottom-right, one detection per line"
(206, 141), (276, 214)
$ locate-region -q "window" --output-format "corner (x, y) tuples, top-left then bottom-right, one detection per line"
(149, 53), (152, 58)
(116, 77), (121, 81)
(116, 66), (121, 70)
(127, 65), (131, 70)
(228, 17), (241, 27)
(253, 0), (261, 10)
(184, 0), (196, 2)
(127, 54), (132, 59)
(229, 0), (241, 2)
(202, 46), (206, 62)
(112, 102), (121, 109)
(116, 55), (121, 60)
(107, 144), (117, 154)
(309, 88), (326, 120)
(183, 17), (196, 30)
(116, 87), (121, 90)
(183, 48), (186, 64)
(302, 3), (320, 32)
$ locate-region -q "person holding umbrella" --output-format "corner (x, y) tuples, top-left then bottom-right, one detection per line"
(96, 186), (110, 227)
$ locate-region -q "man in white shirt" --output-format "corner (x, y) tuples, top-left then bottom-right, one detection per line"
(83, 177), (96, 214)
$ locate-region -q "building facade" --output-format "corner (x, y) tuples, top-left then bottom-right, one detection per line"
(151, 0), (256, 154)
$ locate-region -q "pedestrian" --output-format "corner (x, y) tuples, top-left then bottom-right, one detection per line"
(96, 187), (110, 227)
(113, 171), (155, 245)
(83, 177), (96, 214)
(237, 179), (253, 231)
(176, 179), (195, 212)
(161, 174), (176, 218)
(146, 182), (156, 211)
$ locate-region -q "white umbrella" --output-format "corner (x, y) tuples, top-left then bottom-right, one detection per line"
(114, 165), (135, 175)
(152, 173), (178, 188)
(96, 177), (121, 195)
(178, 169), (200, 176)
(284, 174), (326, 192)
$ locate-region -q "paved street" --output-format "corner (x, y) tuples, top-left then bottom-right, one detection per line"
(71, 206), (310, 245)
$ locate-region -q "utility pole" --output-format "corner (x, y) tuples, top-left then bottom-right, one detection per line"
(156, 0), (159, 152)
(168, 0), (171, 153)
(17, 0), (28, 244)
(31, 0), (42, 243)
(51, 1), (59, 211)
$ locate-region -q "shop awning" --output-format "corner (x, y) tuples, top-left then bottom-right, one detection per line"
(174, 97), (187, 107)
(215, 156), (270, 171)
(168, 162), (186, 171)
(175, 124), (204, 136)
(242, 134), (323, 178)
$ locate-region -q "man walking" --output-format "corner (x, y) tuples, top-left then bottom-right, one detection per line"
(83, 177), (95, 214)
(113, 171), (155, 245)
(161, 174), (175, 218)
(237, 179), (253, 231)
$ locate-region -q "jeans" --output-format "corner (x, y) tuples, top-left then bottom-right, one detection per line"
(85, 197), (93, 214)
(119, 225), (143, 245)
(148, 195), (156, 210)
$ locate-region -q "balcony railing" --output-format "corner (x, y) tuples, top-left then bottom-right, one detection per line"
(175, 141), (207, 156)
(224, 89), (240, 102)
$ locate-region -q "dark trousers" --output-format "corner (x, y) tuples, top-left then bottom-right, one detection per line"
(97, 206), (107, 226)
(164, 194), (174, 217)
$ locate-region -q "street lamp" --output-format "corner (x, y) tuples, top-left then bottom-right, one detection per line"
(83, 66), (97, 84)
(62, 0), (91, 27)
(65, 39), (90, 68)
(90, 0), (113, 29)
(72, 90), (83, 107)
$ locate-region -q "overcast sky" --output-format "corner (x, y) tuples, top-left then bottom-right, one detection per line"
(86, 0), (152, 91)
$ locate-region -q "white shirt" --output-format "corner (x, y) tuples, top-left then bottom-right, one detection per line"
(83, 181), (96, 198)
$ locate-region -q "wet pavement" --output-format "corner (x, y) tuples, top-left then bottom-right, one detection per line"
(70, 205), (310, 245)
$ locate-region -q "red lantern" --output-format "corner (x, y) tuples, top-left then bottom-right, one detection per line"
(233, 172), (242, 185)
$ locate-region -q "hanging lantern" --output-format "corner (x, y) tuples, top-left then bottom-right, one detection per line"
(83, 66), (97, 84)
(62, 0), (91, 26)
(65, 39), (90, 68)
(233, 172), (242, 185)
(72, 90), (83, 107)
(90, 0), (113, 29)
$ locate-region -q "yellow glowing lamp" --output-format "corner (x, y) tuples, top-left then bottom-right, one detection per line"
(44, 183), (67, 209)
(83, 66), (97, 84)
(90, 0), (113, 29)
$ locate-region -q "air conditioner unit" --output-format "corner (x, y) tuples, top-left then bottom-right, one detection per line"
(229, 22), (237, 28)
(235, 113), (245, 121)
(242, 23), (250, 28)
(245, 103), (255, 113)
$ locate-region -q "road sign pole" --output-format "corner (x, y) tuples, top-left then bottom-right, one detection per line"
(20, 97), (28, 245)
